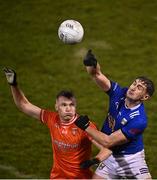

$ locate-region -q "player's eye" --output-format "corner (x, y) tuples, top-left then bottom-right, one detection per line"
(70, 103), (75, 106)
(61, 103), (67, 107)
(137, 85), (144, 91)
(132, 81), (137, 86)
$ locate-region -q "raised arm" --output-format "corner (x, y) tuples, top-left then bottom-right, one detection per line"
(83, 50), (111, 92)
(4, 68), (41, 120)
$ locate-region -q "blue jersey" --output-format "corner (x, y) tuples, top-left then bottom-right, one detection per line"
(101, 81), (147, 155)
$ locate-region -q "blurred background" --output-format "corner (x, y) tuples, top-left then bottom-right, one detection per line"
(0, 0), (157, 178)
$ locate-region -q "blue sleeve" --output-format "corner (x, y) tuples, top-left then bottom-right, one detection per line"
(106, 81), (118, 96)
(106, 81), (128, 98)
(121, 117), (147, 140)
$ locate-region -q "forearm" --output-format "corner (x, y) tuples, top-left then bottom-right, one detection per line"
(92, 139), (112, 161)
(11, 86), (29, 110)
(86, 126), (111, 147)
(86, 126), (128, 148)
(10, 86), (41, 119)
(4, 68), (41, 119)
(86, 63), (111, 92)
(95, 147), (112, 161)
(75, 116), (129, 148)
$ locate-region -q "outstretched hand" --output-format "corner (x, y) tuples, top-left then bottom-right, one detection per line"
(74, 115), (90, 130)
(83, 49), (97, 68)
(3, 67), (17, 86)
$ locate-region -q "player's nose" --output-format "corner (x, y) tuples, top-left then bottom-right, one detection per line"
(66, 106), (71, 111)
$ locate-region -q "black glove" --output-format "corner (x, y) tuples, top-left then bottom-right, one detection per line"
(83, 49), (97, 68)
(3, 67), (17, 86)
(80, 158), (100, 169)
(74, 115), (90, 130)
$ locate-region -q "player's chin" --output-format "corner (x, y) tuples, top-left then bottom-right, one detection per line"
(126, 95), (139, 102)
(126, 92), (134, 99)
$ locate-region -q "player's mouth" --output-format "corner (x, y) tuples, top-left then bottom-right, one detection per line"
(127, 90), (134, 96)
(64, 113), (73, 118)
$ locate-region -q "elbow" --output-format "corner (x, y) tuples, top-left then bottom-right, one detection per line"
(15, 99), (29, 113)
(15, 102), (25, 112)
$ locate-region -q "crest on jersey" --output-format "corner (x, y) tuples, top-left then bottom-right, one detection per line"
(71, 128), (78, 136)
(121, 118), (127, 125)
(61, 127), (68, 135)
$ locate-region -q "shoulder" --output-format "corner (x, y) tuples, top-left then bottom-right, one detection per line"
(41, 110), (58, 124)
(107, 81), (128, 97)
(122, 112), (147, 139)
(130, 104), (147, 124)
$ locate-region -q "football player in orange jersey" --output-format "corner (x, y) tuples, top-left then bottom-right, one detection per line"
(4, 67), (112, 179)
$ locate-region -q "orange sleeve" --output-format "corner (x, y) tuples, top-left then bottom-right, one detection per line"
(40, 109), (56, 126)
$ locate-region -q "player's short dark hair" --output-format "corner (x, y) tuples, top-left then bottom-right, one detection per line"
(136, 76), (155, 97)
(56, 90), (75, 99)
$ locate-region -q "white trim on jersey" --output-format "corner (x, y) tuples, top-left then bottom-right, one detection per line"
(129, 110), (140, 119)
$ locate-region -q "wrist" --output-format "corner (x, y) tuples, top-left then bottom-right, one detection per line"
(9, 81), (17, 86)
(82, 121), (90, 130)
(92, 158), (100, 164)
(85, 125), (91, 132)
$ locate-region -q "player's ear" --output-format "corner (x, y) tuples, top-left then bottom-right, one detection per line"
(141, 94), (150, 101)
(55, 103), (58, 111)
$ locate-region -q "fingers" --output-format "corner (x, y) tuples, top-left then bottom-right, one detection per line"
(88, 49), (92, 54)
(3, 67), (9, 73)
(3, 67), (14, 73)
(84, 49), (97, 68)
(86, 49), (95, 59)
(3, 67), (15, 74)
(87, 49), (93, 57)
(3, 67), (17, 86)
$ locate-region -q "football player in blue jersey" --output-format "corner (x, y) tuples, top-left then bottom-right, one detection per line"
(75, 50), (155, 179)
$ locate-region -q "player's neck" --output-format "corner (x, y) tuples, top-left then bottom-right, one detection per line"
(125, 98), (141, 109)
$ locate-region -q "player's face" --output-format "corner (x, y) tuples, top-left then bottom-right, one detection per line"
(55, 96), (76, 122)
(126, 79), (149, 102)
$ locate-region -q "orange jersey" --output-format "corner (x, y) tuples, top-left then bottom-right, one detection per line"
(40, 110), (95, 179)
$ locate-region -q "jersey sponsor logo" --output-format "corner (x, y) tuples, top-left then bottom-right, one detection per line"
(53, 139), (79, 151)
(108, 113), (115, 132)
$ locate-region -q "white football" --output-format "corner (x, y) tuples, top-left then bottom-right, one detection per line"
(58, 20), (84, 44)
